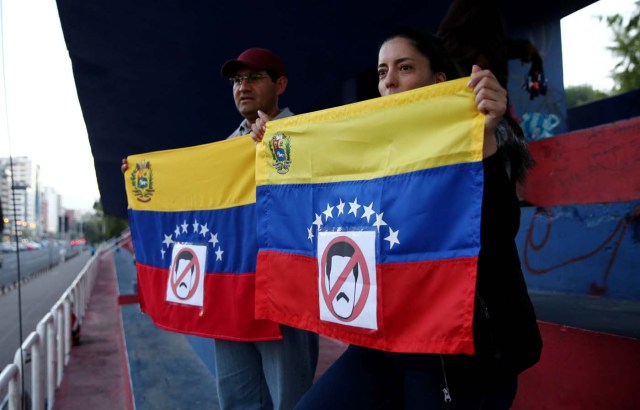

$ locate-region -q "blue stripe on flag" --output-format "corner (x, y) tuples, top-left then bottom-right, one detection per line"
(129, 203), (257, 273)
(256, 161), (483, 263)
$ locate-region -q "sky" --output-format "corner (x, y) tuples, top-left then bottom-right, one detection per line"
(0, 0), (636, 213)
(561, 0), (638, 89)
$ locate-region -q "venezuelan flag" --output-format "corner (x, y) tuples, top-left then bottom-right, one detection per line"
(255, 78), (484, 353)
(125, 136), (281, 341)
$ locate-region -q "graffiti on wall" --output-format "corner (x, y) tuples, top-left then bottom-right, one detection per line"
(519, 111), (562, 141)
(522, 206), (640, 297)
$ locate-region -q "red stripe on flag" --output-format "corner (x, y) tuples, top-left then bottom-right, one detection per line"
(255, 250), (476, 353)
(137, 262), (282, 341)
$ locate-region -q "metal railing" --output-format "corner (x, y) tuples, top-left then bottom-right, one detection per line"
(0, 233), (129, 410)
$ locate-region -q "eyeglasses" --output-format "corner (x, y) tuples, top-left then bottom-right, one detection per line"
(229, 73), (270, 85)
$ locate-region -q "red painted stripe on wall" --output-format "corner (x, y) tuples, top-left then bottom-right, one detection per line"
(521, 117), (640, 206)
(513, 321), (640, 409)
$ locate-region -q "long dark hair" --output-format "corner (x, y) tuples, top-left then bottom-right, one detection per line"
(379, 27), (459, 81)
(381, 26), (535, 183)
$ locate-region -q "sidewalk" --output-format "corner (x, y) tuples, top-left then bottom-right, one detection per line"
(53, 250), (131, 410)
(54, 247), (348, 409)
(55, 247), (640, 409)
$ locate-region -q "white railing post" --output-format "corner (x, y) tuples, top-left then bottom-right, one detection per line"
(0, 364), (19, 410)
(71, 286), (79, 337)
(31, 337), (42, 410)
(55, 304), (64, 386)
(16, 331), (44, 410)
(34, 321), (47, 410)
(78, 277), (85, 320)
(46, 314), (56, 410)
(11, 348), (25, 410)
(62, 297), (71, 367)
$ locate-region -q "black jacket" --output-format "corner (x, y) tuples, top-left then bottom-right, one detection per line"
(444, 152), (543, 391)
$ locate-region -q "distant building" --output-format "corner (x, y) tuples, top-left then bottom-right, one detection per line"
(0, 157), (41, 238)
(42, 186), (62, 235)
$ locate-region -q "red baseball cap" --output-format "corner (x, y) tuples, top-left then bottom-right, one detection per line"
(220, 47), (286, 78)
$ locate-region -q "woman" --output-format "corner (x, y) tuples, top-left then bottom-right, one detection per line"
(254, 28), (542, 410)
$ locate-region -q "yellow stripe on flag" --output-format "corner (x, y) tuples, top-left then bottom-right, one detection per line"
(256, 77), (483, 186)
(126, 135), (256, 212)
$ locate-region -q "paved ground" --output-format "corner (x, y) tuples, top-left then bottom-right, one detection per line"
(53, 251), (131, 410)
(53, 247), (349, 409)
(52, 246), (639, 409)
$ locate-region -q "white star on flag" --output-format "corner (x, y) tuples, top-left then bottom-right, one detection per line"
(373, 212), (387, 232)
(313, 213), (323, 228)
(323, 204), (335, 221)
(348, 198), (361, 216)
(336, 198), (345, 216)
(161, 218), (225, 267)
(361, 202), (375, 223)
(308, 197), (400, 250)
(162, 234), (174, 248)
(385, 227), (400, 249)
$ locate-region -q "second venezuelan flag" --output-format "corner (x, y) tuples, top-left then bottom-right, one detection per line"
(255, 78), (485, 354)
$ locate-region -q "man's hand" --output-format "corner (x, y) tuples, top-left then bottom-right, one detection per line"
(250, 110), (272, 143)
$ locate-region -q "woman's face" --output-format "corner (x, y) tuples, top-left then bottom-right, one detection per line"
(377, 37), (443, 96)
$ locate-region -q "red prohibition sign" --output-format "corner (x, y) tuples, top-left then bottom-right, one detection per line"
(169, 247), (200, 300)
(320, 236), (371, 322)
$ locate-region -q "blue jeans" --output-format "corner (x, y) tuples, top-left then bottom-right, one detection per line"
(295, 345), (518, 410)
(214, 325), (319, 410)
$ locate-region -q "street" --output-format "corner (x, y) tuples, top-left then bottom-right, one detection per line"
(0, 251), (91, 370)
(0, 244), (81, 289)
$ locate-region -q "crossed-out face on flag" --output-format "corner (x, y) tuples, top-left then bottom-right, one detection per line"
(125, 136), (282, 341)
(254, 77), (485, 354)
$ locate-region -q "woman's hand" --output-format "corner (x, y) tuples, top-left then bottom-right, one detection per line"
(250, 110), (272, 144)
(467, 65), (505, 157)
(121, 158), (129, 174)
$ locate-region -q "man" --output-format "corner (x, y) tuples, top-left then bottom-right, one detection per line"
(222, 47), (293, 139)
(215, 47), (319, 410)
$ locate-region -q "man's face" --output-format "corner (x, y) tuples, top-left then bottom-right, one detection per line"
(327, 254), (359, 319)
(231, 69), (282, 123)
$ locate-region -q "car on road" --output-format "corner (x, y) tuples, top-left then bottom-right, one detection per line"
(0, 242), (15, 252)
(25, 241), (42, 250)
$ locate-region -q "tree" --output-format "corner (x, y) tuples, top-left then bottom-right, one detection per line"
(104, 214), (129, 239)
(84, 200), (129, 243)
(601, 1), (640, 93)
(83, 217), (105, 244)
(565, 84), (610, 107)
